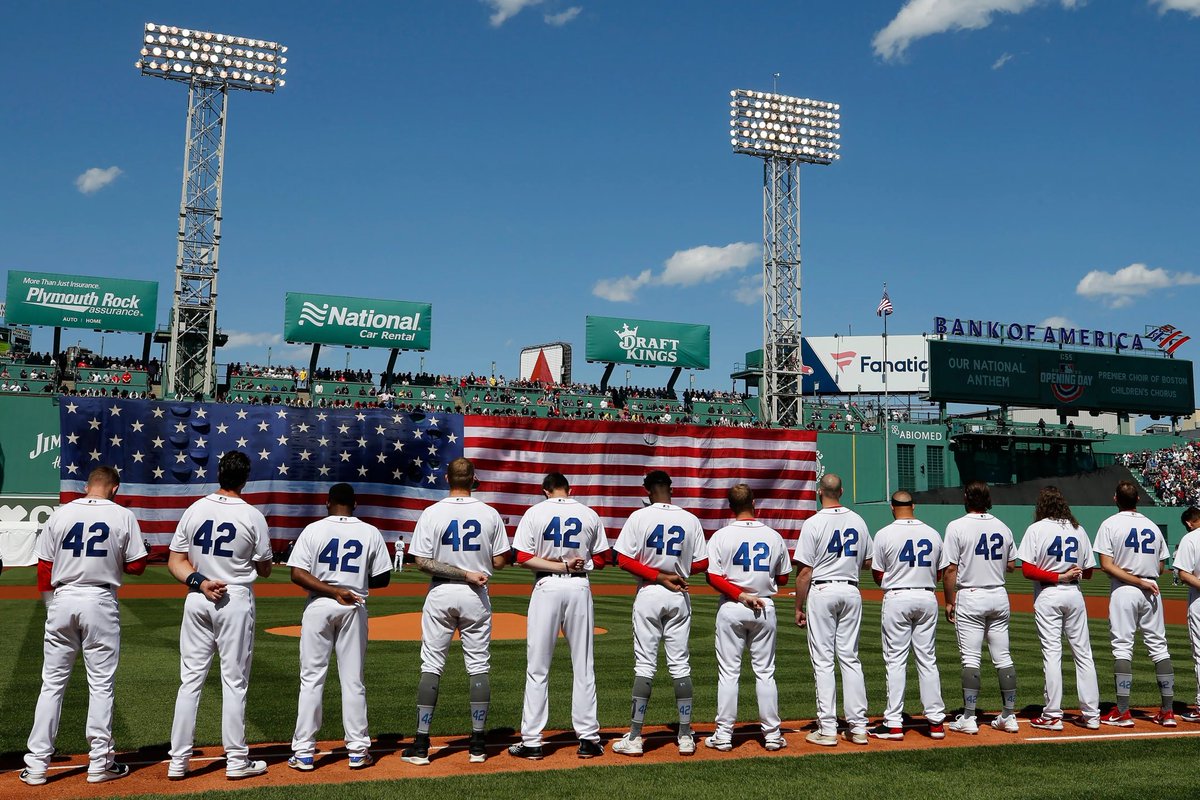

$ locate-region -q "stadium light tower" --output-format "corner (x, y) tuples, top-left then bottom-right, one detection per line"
(729, 89), (840, 427)
(136, 23), (287, 399)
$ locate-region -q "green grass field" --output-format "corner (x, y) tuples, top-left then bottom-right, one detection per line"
(1, 564), (1197, 798)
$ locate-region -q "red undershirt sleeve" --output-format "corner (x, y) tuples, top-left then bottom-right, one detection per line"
(37, 559), (53, 593)
(690, 558), (709, 574)
(617, 553), (660, 582)
(515, 550), (535, 564)
(777, 572), (789, 586)
(123, 556), (148, 576)
(1022, 562), (1061, 583)
(706, 572), (746, 601)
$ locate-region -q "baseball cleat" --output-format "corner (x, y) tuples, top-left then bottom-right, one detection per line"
(507, 743), (543, 761)
(703, 735), (733, 752)
(1100, 708), (1134, 728)
(468, 732), (487, 763)
(611, 733), (644, 756)
(845, 729), (869, 745)
(928, 722), (946, 740)
(677, 733), (696, 755)
(403, 735), (432, 765)
(226, 760), (268, 780)
(805, 731), (838, 747)
(948, 714), (979, 735)
(868, 723), (904, 740)
(349, 752), (374, 769)
(166, 761), (189, 781)
(288, 755), (314, 772)
(1152, 710), (1177, 728)
(764, 734), (788, 751)
(88, 763), (131, 784)
(577, 738), (604, 759)
(991, 714), (1019, 733)
(1029, 715), (1063, 731)
(1180, 707), (1200, 723)
(1083, 717), (1100, 730)
(19, 769), (47, 786)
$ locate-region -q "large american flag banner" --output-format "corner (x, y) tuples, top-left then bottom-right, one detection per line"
(59, 397), (817, 551)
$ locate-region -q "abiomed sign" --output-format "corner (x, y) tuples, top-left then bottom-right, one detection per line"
(5, 270), (158, 333)
(284, 292), (431, 350)
(585, 315), (710, 369)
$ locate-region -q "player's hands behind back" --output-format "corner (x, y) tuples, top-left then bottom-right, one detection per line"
(334, 587), (364, 606)
(657, 572), (688, 593)
(465, 570), (489, 587)
(201, 579), (228, 603)
(739, 592), (766, 612)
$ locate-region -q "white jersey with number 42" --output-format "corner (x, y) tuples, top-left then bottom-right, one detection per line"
(873, 519), (942, 590)
(708, 520), (791, 597)
(287, 516), (392, 597)
(409, 496), (510, 575)
(1016, 518), (1096, 575)
(614, 503), (707, 578)
(513, 497), (609, 568)
(1093, 511), (1169, 581)
(170, 493), (272, 586)
(793, 506), (873, 581)
(940, 513), (1015, 589)
(37, 498), (148, 589)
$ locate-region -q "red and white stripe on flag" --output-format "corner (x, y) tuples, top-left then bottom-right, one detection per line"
(465, 416), (818, 544)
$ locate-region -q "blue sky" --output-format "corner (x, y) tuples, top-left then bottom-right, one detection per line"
(2, 0), (1199, 391)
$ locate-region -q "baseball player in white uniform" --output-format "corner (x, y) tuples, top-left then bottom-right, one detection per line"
(941, 481), (1019, 735)
(509, 472), (610, 760)
(703, 484), (791, 752)
(403, 457), (510, 766)
(1173, 506), (1200, 723)
(1018, 486), (1100, 730)
(870, 491), (945, 740)
(166, 451), (274, 780)
(611, 470), (708, 757)
(1093, 480), (1175, 727)
(793, 472), (873, 747)
(21, 466), (148, 786)
(287, 483), (394, 771)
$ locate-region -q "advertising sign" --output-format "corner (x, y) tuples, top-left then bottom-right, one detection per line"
(5, 270), (158, 333)
(928, 340), (1194, 416)
(585, 316), (710, 369)
(284, 292), (432, 350)
(520, 342), (572, 384)
(801, 335), (929, 395)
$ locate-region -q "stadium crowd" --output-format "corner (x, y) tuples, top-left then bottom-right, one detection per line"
(1122, 442), (1200, 507)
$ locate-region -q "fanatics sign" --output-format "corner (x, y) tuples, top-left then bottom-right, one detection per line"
(585, 315), (710, 370)
(284, 292), (431, 350)
(5, 270), (158, 333)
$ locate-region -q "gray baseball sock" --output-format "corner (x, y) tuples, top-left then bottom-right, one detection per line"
(469, 672), (490, 733)
(1155, 658), (1175, 712)
(961, 667), (982, 717)
(997, 665), (1017, 714)
(1115, 659), (1133, 713)
(629, 675), (654, 738)
(674, 676), (694, 737)
(416, 671), (440, 735)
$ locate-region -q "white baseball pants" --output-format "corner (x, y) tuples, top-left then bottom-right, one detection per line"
(805, 582), (868, 735)
(713, 599), (780, 739)
(1188, 596), (1200, 707)
(632, 584), (693, 680)
(1108, 584), (1170, 662)
(25, 586), (121, 777)
(292, 598), (370, 759)
(881, 590), (945, 727)
(520, 576), (599, 746)
(169, 586), (257, 771)
(954, 587), (1013, 669)
(1033, 585), (1099, 720)
(420, 582), (492, 676)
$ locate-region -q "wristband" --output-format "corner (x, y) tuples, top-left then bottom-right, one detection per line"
(186, 571), (209, 592)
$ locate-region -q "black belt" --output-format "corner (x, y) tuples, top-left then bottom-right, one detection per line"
(814, 579), (858, 586)
(1041, 580), (1078, 586)
(535, 572), (587, 580)
(887, 587), (933, 592)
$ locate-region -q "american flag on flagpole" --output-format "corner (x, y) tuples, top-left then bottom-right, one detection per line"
(876, 288), (894, 317)
(59, 398), (819, 551)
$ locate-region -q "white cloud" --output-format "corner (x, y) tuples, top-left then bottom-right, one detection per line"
(75, 166), (122, 194)
(872, 0), (1080, 62)
(223, 330), (283, 349)
(992, 51), (1014, 69)
(592, 270), (653, 302)
(1038, 315), (1075, 329)
(592, 242), (760, 302)
(1152, 0), (1200, 16)
(733, 274), (762, 306)
(544, 6), (582, 25)
(484, 0), (542, 26)
(1075, 262), (1200, 309)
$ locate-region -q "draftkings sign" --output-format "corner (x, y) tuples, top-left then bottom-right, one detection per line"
(5, 270), (158, 333)
(585, 315), (710, 369)
(284, 292), (431, 350)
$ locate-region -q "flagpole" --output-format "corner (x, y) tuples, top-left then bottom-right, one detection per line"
(883, 283), (890, 499)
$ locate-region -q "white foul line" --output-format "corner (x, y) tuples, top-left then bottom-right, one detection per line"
(1023, 729), (1200, 743)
